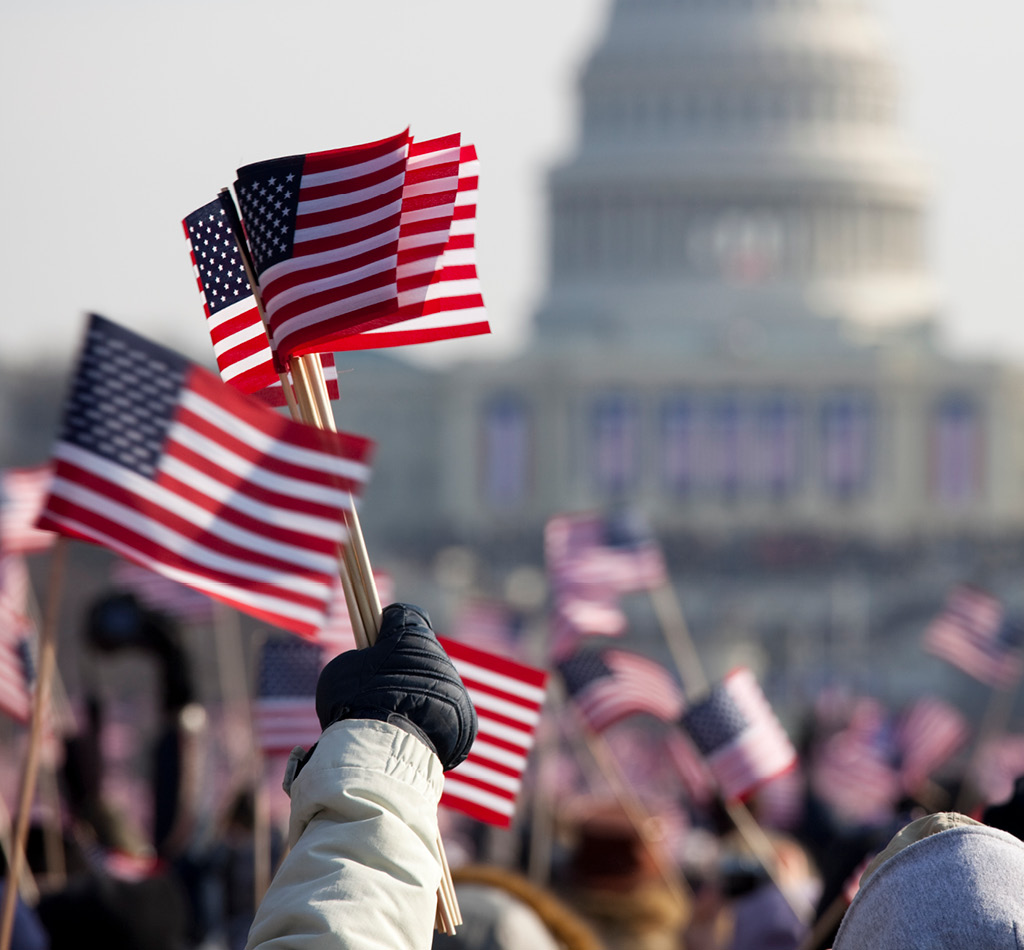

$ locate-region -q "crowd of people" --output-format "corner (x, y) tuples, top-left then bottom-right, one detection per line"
(1, 596), (1023, 950)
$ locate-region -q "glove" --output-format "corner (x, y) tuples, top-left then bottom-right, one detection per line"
(315, 603), (478, 771)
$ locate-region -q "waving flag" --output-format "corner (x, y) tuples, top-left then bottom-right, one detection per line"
(253, 635), (323, 755)
(38, 315), (374, 638)
(0, 555), (36, 722)
(681, 667), (796, 801)
(0, 465), (55, 555)
(923, 585), (1024, 689)
(439, 637), (548, 827)
(182, 198), (338, 407)
(896, 696), (969, 791)
(336, 143), (489, 351)
(110, 559), (216, 626)
(558, 648), (684, 733)
(234, 130), (411, 361)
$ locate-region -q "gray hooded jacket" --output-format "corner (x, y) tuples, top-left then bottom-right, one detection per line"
(833, 815), (1024, 949)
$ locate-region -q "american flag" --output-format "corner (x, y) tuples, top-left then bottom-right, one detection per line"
(549, 593), (627, 661)
(0, 464), (55, 555)
(558, 648), (684, 734)
(895, 696), (969, 792)
(182, 198), (338, 408)
(808, 697), (901, 825)
(922, 585), (1024, 689)
(680, 667), (796, 802)
(0, 554), (36, 722)
(110, 559), (216, 626)
(234, 129), (411, 362)
(335, 143), (489, 351)
(438, 636), (548, 827)
(253, 635), (324, 755)
(545, 511), (667, 596)
(37, 314), (374, 639)
(448, 599), (521, 659)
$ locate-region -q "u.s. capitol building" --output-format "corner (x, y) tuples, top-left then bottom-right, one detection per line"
(340, 0), (1023, 567)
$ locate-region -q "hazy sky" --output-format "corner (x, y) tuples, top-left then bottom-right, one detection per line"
(1, 1), (1021, 371)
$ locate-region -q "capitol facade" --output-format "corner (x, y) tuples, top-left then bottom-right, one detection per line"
(340, 0), (1024, 565)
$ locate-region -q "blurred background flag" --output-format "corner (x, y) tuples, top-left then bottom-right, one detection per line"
(182, 198), (339, 407)
(438, 636), (548, 828)
(253, 635), (323, 756)
(558, 648), (684, 734)
(922, 585), (1024, 688)
(895, 695), (969, 792)
(0, 464), (56, 555)
(109, 559), (216, 626)
(37, 314), (374, 638)
(313, 570), (394, 657)
(0, 554), (36, 723)
(234, 129), (411, 360)
(680, 666), (796, 802)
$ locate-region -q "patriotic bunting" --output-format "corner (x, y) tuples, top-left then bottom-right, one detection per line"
(38, 315), (374, 638)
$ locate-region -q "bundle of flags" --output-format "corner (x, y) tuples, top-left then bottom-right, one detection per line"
(545, 510), (667, 660)
(923, 585), (1024, 689)
(184, 129), (489, 404)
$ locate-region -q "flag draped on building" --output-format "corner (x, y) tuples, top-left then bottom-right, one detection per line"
(0, 464), (55, 555)
(37, 314), (374, 638)
(558, 648), (684, 734)
(438, 636), (548, 827)
(680, 666), (796, 802)
(922, 585), (1024, 689)
(182, 198), (338, 407)
(253, 635), (324, 755)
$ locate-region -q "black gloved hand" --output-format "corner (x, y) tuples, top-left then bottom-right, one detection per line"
(315, 603), (478, 771)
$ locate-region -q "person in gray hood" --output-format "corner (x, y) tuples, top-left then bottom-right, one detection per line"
(832, 811), (1024, 949)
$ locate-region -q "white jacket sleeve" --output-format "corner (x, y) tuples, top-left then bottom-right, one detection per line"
(246, 718), (444, 950)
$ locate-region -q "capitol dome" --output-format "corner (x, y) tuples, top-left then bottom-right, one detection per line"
(533, 0), (939, 358)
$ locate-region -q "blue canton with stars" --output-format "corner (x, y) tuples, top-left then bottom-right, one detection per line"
(234, 155), (305, 276)
(60, 315), (187, 480)
(681, 684), (750, 756)
(184, 200), (253, 316)
(557, 650), (613, 697)
(16, 638), (35, 687)
(258, 636), (322, 699)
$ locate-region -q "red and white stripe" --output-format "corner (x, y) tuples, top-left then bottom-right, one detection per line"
(0, 464), (55, 555)
(260, 131), (410, 360)
(337, 144), (489, 351)
(439, 637), (548, 828)
(573, 650), (684, 734)
(40, 365), (373, 638)
(0, 554), (34, 722)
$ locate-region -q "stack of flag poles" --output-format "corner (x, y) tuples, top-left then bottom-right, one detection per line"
(215, 187), (461, 934)
(0, 540), (67, 950)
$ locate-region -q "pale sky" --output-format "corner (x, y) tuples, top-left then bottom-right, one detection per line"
(1, 1), (1021, 371)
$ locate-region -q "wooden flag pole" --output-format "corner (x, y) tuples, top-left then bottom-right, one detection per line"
(0, 538), (67, 950)
(216, 188), (460, 933)
(551, 682), (691, 909)
(646, 576), (812, 920)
